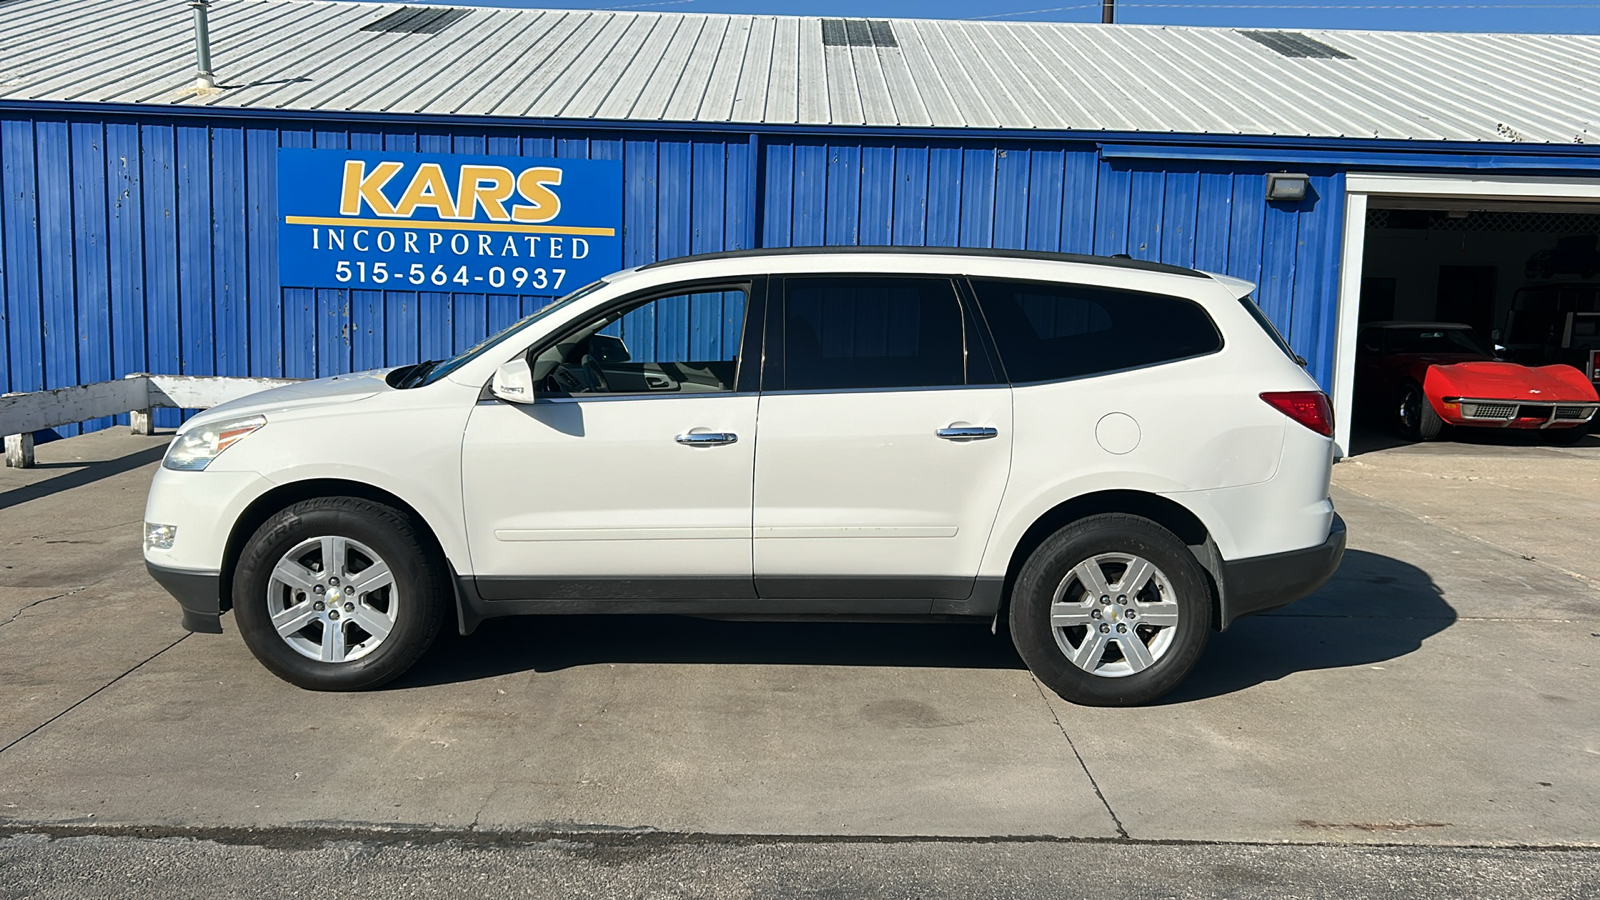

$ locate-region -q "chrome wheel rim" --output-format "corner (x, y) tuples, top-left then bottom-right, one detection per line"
(1049, 553), (1179, 678)
(267, 536), (398, 663)
(1399, 390), (1418, 431)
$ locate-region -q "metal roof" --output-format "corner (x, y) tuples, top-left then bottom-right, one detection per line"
(3, 0), (1600, 144)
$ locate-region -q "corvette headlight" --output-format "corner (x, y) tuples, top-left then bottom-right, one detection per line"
(163, 415), (266, 471)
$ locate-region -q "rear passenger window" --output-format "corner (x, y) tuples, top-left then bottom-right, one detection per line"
(971, 279), (1222, 383)
(781, 277), (967, 391)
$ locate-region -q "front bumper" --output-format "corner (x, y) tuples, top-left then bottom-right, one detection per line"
(1219, 514), (1346, 628)
(1442, 398), (1597, 429)
(146, 561), (224, 634)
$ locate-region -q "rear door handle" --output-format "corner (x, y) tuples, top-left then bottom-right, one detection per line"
(676, 431), (738, 446)
(936, 426), (998, 440)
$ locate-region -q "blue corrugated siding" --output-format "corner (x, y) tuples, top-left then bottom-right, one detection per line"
(2, 108), (1368, 437)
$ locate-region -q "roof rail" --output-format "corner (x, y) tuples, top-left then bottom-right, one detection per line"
(637, 246), (1207, 278)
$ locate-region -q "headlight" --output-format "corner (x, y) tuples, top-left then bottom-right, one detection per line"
(163, 415), (266, 471)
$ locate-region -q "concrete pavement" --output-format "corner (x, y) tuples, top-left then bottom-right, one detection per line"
(1, 429), (1597, 866)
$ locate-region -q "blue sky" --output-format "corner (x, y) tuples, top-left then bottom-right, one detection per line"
(360, 0), (1600, 34)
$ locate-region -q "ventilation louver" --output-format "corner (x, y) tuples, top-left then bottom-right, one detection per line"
(361, 7), (469, 35)
(822, 19), (898, 49)
(1238, 30), (1352, 59)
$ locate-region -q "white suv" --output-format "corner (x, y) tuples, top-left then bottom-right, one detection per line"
(144, 248), (1344, 706)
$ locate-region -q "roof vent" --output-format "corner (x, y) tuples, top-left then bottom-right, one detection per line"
(1238, 30), (1352, 60)
(361, 7), (470, 35)
(822, 19), (898, 49)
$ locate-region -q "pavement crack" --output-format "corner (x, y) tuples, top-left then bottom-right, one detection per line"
(0, 632), (189, 757)
(31, 519), (142, 541)
(1030, 675), (1128, 839)
(468, 787), (496, 833)
(0, 586), (89, 630)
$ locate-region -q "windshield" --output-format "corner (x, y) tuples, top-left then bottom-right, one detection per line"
(400, 281), (609, 388)
(1387, 327), (1492, 357)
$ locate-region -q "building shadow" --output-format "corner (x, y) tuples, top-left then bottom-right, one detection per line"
(1349, 421), (1596, 456)
(0, 444), (167, 513)
(396, 549), (1454, 701)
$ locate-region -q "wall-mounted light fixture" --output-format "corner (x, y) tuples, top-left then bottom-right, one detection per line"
(1266, 172), (1310, 202)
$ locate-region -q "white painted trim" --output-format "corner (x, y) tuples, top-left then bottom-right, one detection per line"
(1335, 171), (1600, 457)
(1346, 173), (1600, 200)
(147, 375), (297, 409)
(2, 375), (299, 467)
(1331, 191), (1368, 458)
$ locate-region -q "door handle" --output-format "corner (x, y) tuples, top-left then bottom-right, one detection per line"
(676, 431), (738, 446)
(936, 426), (999, 440)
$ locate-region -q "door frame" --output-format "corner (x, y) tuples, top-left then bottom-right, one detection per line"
(1333, 172), (1600, 455)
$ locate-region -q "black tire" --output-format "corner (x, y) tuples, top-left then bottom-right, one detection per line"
(1009, 514), (1212, 707)
(1396, 381), (1443, 441)
(233, 497), (449, 691)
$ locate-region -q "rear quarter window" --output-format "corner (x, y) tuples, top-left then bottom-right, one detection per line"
(971, 279), (1223, 383)
(1237, 296), (1304, 365)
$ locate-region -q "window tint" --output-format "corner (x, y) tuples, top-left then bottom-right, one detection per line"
(782, 277), (966, 390)
(531, 288), (746, 395)
(972, 280), (1223, 383)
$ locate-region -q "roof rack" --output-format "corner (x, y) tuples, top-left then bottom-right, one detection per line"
(637, 246), (1207, 278)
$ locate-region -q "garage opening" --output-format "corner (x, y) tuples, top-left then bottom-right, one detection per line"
(1341, 193), (1600, 454)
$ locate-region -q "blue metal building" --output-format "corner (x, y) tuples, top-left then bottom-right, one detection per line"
(6, 1), (1600, 453)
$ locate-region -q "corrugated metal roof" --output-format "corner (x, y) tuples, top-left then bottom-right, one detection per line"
(2, 0), (1599, 143)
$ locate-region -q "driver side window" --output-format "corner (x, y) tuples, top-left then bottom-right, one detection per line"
(530, 287), (748, 396)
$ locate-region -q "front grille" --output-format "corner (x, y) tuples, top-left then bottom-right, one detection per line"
(1554, 406), (1595, 420)
(1463, 403), (1516, 419)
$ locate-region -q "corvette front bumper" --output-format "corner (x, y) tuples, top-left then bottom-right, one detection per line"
(1440, 397), (1598, 429)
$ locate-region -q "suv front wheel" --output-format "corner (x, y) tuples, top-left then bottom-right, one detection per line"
(233, 497), (449, 691)
(1010, 514), (1212, 706)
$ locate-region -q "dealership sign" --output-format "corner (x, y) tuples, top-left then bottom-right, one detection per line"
(278, 149), (622, 294)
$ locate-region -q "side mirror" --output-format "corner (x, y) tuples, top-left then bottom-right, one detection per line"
(589, 333), (631, 364)
(491, 357), (537, 404)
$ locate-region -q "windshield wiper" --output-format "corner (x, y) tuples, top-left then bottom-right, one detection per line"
(398, 359), (440, 389)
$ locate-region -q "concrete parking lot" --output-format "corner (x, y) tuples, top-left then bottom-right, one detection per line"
(2, 428), (1597, 895)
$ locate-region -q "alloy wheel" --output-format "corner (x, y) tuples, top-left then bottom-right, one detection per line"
(1048, 552), (1180, 678)
(266, 536), (399, 663)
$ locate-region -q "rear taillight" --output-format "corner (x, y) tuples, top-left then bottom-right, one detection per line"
(1261, 391), (1334, 437)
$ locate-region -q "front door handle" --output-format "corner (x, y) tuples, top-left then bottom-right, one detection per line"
(936, 426), (999, 440)
(676, 431), (738, 446)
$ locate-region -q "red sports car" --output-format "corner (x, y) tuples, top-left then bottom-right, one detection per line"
(1355, 321), (1599, 442)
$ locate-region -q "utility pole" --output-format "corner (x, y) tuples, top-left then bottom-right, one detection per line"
(1102, 0), (1115, 23)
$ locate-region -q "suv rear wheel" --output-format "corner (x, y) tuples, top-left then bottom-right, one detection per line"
(1010, 514), (1212, 706)
(233, 497), (448, 691)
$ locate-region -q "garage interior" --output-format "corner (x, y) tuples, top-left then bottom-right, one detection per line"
(1350, 198), (1600, 447)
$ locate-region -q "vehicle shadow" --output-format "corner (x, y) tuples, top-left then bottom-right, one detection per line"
(397, 613), (1027, 688)
(1160, 548), (1455, 703)
(396, 549), (1454, 701)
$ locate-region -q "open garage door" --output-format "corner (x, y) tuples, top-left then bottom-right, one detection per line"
(1333, 175), (1600, 455)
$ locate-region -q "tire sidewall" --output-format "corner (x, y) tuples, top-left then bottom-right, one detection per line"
(1398, 381), (1443, 441)
(1010, 515), (1212, 707)
(233, 499), (445, 691)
